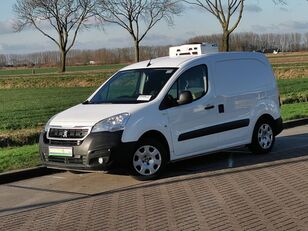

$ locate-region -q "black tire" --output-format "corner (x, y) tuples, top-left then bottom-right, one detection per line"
(130, 138), (168, 181)
(249, 119), (275, 154)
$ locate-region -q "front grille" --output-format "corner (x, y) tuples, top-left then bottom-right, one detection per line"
(49, 140), (81, 146)
(48, 156), (84, 165)
(48, 128), (89, 139)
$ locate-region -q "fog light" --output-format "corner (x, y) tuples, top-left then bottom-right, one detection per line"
(98, 157), (104, 164)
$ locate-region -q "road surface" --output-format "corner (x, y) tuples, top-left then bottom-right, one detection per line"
(0, 125), (307, 230)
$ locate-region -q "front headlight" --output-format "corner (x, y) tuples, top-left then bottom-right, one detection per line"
(91, 113), (130, 133)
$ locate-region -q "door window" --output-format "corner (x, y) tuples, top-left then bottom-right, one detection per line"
(167, 65), (208, 104)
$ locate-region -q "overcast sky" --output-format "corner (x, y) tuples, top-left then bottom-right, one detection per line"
(0, 0), (307, 54)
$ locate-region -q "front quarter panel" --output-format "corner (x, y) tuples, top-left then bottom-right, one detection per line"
(121, 103), (174, 155)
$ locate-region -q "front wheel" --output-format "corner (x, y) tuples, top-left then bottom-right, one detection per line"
(130, 138), (167, 181)
(249, 119), (275, 154)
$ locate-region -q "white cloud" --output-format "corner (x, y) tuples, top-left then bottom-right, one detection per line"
(251, 20), (308, 33)
(279, 21), (308, 31)
(279, 7), (288, 12)
(0, 19), (15, 34)
(245, 4), (263, 13)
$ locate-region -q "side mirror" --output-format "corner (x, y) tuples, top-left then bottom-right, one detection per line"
(178, 91), (193, 105)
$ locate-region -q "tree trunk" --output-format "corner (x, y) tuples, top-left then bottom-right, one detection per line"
(222, 31), (230, 52)
(60, 50), (66, 72)
(134, 40), (140, 62)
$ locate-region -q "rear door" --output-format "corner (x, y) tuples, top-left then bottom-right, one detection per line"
(164, 64), (219, 158)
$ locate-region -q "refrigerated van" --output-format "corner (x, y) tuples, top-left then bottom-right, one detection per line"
(39, 44), (283, 180)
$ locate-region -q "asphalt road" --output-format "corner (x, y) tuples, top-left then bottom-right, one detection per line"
(0, 124), (307, 218)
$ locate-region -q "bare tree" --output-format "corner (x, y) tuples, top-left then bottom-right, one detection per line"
(95, 0), (181, 62)
(185, 0), (244, 51)
(13, 0), (97, 72)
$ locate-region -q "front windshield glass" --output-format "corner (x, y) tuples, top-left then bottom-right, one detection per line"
(88, 68), (177, 104)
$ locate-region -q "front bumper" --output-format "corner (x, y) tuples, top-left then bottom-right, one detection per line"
(39, 131), (136, 171)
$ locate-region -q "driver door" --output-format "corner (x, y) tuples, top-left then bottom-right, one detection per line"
(164, 64), (219, 158)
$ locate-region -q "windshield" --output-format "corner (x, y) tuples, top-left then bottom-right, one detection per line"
(88, 68), (177, 104)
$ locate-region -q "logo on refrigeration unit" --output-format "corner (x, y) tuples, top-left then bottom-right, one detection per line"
(63, 130), (68, 138)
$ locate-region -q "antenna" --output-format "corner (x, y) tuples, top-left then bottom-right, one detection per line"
(147, 58), (152, 67)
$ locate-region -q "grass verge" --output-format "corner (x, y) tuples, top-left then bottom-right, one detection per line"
(0, 64), (126, 76)
(281, 102), (308, 121)
(278, 77), (308, 104)
(0, 144), (40, 173)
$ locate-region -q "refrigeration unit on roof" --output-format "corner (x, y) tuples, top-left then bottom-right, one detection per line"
(169, 43), (218, 57)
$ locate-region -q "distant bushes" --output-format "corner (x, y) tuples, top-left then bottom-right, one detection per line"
(0, 128), (41, 147)
(280, 92), (308, 105)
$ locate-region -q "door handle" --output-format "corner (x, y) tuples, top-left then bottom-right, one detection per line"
(204, 105), (215, 110)
(218, 104), (224, 113)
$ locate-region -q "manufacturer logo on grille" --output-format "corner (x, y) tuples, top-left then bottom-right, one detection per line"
(63, 130), (68, 138)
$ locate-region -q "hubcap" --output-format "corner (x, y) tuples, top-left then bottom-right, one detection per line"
(257, 124), (273, 149)
(133, 145), (162, 176)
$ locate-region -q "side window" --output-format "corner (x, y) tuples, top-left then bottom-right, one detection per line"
(168, 65), (207, 102)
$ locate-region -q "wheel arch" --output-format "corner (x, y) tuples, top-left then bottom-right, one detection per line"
(252, 113), (278, 140)
(256, 114), (275, 124)
(138, 130), (171, 162)
(249, 113), (276, 154)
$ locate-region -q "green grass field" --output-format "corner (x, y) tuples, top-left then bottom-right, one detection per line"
(278, 78), (308, 95)
(277, 78), (308, 104)
(0, 87), (95, 130)
(0, 72), (110, 89)
(0, 64), (125, 76)
(0, 144), (39, 173)
(281, 102), (308, 121)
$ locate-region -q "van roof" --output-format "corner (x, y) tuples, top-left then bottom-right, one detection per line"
(121, 56), (195, 70)
(120, 52), (268, 70)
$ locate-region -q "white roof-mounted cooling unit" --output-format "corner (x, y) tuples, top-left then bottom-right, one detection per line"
(169, 43), (218, 57)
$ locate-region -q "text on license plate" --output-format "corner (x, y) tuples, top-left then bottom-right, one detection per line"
(49, 146), (73, 157)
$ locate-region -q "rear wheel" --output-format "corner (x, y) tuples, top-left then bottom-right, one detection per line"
(249, 119), (275, 154)
(130, 138), (167, 180)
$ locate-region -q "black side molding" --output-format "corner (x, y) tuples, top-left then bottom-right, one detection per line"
(178, 119), (250, 141)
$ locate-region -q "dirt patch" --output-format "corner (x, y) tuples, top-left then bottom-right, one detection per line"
(0, 72), (111, 89)
(0, 128), (42, 147)
(274, 68), (308, 79)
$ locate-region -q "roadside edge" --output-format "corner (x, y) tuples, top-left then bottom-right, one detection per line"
(0, 167), (61, 184)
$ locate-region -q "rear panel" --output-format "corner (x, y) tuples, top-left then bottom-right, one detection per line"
(212, 56), (279, 149)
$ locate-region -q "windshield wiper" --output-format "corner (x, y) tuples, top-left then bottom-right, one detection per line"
(82, 100), (93, 104)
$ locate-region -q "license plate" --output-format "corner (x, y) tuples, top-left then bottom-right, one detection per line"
(49, 146), (73, 157)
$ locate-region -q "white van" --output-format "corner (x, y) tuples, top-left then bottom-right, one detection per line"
(39, 44), (283, 180)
